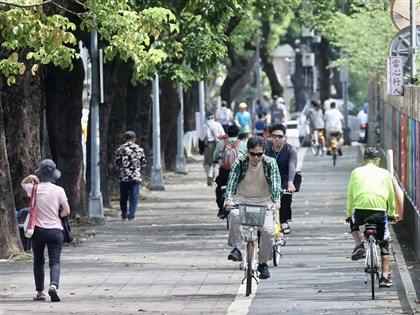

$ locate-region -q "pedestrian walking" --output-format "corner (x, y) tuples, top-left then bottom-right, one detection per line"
(115, 130), (147, 221)
(234, 102), (252, 140)
(215, 100), (233, 133)
(199, 110), (225, 186)
(21, 159), (70, 302)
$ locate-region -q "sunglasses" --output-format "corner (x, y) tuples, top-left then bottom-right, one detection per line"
(249, 152), (264, 157)
(271, 134), (285, 139)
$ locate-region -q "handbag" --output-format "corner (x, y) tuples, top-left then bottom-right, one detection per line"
(293, 171), (302, 192)
(59, 209), (74, 243)
(23, 184), (38, 238)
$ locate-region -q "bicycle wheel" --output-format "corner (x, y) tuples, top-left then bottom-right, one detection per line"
(273, 243), (281, 266)
(369, 238), (375, 299)
(319, 145), (325, 157)
(332, 152), (337, 166)
(246, 242), (253, 296)
(311, 142), (319, 156)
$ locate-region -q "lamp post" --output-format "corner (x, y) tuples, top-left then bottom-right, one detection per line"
(150, 73), (164, 190)
(88, 19), (103, 218)
(175, 83), (187, 174)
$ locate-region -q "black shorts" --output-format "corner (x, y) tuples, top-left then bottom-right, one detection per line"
(350, 209), (389, 241)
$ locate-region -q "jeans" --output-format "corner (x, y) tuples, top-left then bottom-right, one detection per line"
(31, 226), (63, 291)
(120, 180), (141, 219)
(279, 192), (293, 224)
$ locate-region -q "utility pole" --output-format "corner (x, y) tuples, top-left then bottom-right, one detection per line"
(175, 84), (187, 174)
(150, 73), (164, 190)
(198, 80), (205, 125)
(410, 0), (417, 83)
(88, 18), (103, 218)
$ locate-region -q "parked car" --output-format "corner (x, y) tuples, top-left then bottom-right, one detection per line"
(298, 99), (359, 147)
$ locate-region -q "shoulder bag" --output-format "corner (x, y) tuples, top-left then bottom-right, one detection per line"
(23, 184), (38, 238)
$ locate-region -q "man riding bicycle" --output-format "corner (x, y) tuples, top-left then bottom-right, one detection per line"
(324, 101), (344, 156)
(224, 136), (281, 279)
(306, 100), (326, 150)
(346, 147), (396, 288)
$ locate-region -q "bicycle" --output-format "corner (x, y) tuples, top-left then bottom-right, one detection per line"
(273, 190), (292, 266)
(310, 129), (325, 157)
(361, 215), (397, 300)
(272, 211), (286, 266)
(232, 203), (268, 296)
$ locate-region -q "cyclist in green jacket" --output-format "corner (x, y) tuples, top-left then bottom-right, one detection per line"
(346, 147), (396, 288)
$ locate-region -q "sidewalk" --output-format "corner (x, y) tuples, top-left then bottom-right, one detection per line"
(1, 144), (419, 314)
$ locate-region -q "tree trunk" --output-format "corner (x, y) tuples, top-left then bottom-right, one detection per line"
(184, 81), (199, 132)
(221, 43), (256, 106)
(100, 59), (133, 207)
(0, 88), (23, 259)
(315, 38), (332, 106)
(44, 59), (86, 218)
(260, 21), (283, 97)
(160, 78), (181, 171)
(291, 51), (307, 112)
(2, 63), (44, 210)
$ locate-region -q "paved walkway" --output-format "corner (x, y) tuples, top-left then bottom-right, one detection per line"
(1, 144), (419, 314)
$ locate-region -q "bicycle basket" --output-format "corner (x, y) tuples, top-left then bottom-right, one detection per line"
(238, 204), (267, 227)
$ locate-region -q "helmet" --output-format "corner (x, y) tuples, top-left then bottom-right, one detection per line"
(363, 147), (379, 159)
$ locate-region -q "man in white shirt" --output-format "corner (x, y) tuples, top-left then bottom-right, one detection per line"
(324, 102), (344, 155)
(200, 110), (225, 186)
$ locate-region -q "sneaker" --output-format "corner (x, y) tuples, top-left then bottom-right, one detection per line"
(228, 248), (242, 262)
(48, 285), (60, 302)
(338, 148), (343, 156)
(379, 274), (394, 288)
(351, 243), (365, 261)
(257, 263), (270, 279)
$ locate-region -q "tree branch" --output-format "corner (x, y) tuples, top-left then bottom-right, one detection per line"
(0, 0), (53, 7)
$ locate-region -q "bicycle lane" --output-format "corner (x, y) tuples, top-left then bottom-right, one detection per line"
(246, 144), (414, 315)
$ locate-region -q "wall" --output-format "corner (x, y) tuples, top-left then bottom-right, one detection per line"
(378, 84), (420, 259)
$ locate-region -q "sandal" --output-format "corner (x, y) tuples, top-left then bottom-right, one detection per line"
(281, 223), (292, 235)
(33, 293), (46, 301)
(48, 286), (60, 302)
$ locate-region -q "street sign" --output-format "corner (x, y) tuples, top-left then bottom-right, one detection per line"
(387, 56), (404, 96)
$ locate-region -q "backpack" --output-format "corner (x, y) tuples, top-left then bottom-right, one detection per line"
(220, 139), (241, 170)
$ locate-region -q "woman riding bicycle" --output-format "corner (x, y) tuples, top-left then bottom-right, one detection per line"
(346, 147), (396, 288)
(224, 136), (281, 279)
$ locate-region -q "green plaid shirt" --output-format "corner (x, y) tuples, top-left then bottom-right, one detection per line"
(225, 154), (281, 204)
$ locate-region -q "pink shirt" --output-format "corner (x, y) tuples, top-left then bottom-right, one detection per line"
(24, 182), (67, 230)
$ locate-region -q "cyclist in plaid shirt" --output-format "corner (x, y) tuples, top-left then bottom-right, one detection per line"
(224, 136), (281, 279)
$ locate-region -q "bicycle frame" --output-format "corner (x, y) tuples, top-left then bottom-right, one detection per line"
(242, 226), (260, 296)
